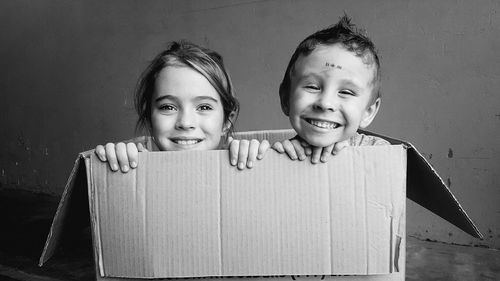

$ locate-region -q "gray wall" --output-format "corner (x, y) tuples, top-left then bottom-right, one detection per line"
(1, 0), (498, 249)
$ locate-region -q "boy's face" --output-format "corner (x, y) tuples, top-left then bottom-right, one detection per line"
(286, 44), (380, 147)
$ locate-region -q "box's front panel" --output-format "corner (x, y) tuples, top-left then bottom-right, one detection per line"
(143, 152), (222, 277)
(91, 143), (406, 279)
(221, 152), (331, 275)
(92, 156), (149, 277)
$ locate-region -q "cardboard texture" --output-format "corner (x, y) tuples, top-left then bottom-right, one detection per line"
(39, 129), (481, 281)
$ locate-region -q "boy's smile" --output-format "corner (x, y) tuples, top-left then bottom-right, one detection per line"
(287, 44), (380, 147)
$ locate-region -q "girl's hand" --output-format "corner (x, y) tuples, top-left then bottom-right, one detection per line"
(272, 137), (349, 164)
(228, 137), (270, 170)
(94, 142), (148, 172)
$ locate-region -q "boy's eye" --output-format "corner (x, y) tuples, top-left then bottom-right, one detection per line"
(339, 90), (356, 96)
(197, 104), (213, 111)
(159, 104), (177, 111)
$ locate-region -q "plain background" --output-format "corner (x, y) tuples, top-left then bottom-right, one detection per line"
(0, 0), (498, 249)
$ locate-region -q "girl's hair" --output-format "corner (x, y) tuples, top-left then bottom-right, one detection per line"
(134, 41), (239, 139)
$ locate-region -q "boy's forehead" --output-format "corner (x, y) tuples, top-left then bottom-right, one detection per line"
(292, 44), (377, 83)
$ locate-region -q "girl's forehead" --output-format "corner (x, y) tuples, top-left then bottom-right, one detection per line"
(153, 66), (221, 101)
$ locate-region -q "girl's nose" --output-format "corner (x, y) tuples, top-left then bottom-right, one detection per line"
(175, 111), (196, 130)
(312, 93), (338, 112)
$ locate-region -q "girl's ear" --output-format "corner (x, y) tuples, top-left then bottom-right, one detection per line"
(359, 98), (381, 129)
(222, 111), (238, 134)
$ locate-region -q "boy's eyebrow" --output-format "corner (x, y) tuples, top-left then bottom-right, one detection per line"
(339, 79), (363, 91)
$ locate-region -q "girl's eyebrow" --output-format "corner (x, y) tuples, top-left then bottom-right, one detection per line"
(193, 96), (219, 103)
(155, 95), (219, 103)
(155, 94), (178, 103)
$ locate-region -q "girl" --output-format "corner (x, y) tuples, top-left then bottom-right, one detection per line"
(95, 41), (268, 171)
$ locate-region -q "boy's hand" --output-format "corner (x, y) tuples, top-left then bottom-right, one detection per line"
(94, 142), (148, 173)
(271, 139), (309, 161)
(228, 137), (270, 170)
(272, 137), (349, 164)
(310, 139), (349, 164)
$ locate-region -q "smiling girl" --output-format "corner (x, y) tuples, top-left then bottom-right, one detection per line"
(95, 41), (268, 171)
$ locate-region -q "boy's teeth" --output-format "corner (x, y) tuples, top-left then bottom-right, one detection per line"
(174, 139), (200, 145)
(309, 120), (338, 129)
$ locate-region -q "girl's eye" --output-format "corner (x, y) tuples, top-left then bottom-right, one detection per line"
(304, 85), (320, 91)
(197, 104), (214, 111)
(159, 104), (177, 111)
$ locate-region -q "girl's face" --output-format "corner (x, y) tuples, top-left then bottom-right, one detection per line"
(150, 65), (227, 151)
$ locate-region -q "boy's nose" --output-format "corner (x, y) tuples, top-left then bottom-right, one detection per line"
(175, 111), (196, 130)
(313, 93), (338, 112)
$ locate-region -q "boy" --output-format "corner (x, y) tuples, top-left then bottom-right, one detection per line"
(272, 14), (389, 163)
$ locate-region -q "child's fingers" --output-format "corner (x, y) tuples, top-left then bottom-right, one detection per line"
(105, 143), (119, 171)
(257, 140), (270, 160)
(290, 139), (306, 161)
(311, 146), (322, 164)
(304, 146), (312, 156)
(229, 139), (240, 166)
(126, 143), (139, 169)
(332, 139), (349, 155)
(320, 145), (335, 163)
(95, 145), (107, 162)
(272, 142), (285, 153)
(115, 143), (130, 173)
(246, 139), (260, 168)
(297, 140), (312, 156)
(282, 140), (298, 160)
(237, 140), (250, 170)
(137, 142), (149, 152)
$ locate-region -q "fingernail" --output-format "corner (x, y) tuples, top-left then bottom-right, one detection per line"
(130, 161), (137, 168)
(238, 162), (245, 170)
(257, 154), (263, 160)
(247, 161), (253, 168)
(231, 159), (237, 166)
(321, 156), (326, 162)
(112, 164), (119, 171)
(122, 165), (129, 172)
(299, 155), (306, 161)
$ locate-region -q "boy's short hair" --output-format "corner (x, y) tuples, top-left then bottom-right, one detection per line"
(279, 14), (381, 114)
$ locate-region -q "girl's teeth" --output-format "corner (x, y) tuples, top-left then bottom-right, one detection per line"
(310, 120), (338, 129)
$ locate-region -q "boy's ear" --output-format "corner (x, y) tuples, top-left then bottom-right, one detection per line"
(359, 98), (381, 129)
(222, 111), (238, 134)
(279, 83), (290, 116)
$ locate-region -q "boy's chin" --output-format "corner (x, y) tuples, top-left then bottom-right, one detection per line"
(300, 134), (343, 147)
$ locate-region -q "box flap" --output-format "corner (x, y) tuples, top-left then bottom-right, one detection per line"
(38, 151), (93, 266)
(358, 130), (482, 239)
(89, 146), (406, 278)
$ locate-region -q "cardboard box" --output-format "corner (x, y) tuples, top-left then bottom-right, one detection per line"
(39, 130), (482, 281)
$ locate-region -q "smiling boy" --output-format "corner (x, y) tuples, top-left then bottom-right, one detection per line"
(274, 15), (389, 162)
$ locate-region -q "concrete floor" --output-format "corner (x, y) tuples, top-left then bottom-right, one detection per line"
(0, 188), (498, 281)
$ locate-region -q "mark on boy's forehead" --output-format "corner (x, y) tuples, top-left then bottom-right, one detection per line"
(325, 62), (342, 69)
